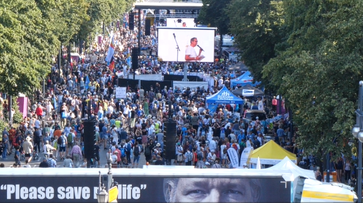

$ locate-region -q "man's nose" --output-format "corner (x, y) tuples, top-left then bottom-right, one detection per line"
(203, 189), (220, 202)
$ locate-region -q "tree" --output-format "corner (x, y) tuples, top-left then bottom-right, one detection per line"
(199, 0), (231, 58)
(263, 0), (363, 160)
(228, 0), (285, 89)
(0, 0), (59, 96)
(77, 0), (134, 47)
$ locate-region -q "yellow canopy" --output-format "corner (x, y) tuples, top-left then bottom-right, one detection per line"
(249, 140), (297, 165)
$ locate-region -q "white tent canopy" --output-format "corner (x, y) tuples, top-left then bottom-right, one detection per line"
(301, 179), (357, 202)
(263, 156), (316, 181)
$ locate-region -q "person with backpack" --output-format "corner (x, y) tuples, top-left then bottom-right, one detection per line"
(47, 154), (57, 168)
(66, 129), (75, 155)
(211, 157), (222, 168)
(144, 142), (152, 163)
(57, 132), (67, 161)
(125, 139), (132, 165)
(192, 148), (198, 167)
(184, 149), (193, 166)
(119, 145), (127, 166)
(132, 142), (141, 168)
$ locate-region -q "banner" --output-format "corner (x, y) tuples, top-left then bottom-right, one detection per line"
(115, 87), (126, 99)
(240, 147), (253, 167)
(227, 148), (239, 168)
(0, 175), (290, 202)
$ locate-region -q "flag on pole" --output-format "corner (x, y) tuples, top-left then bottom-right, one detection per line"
(105, 36), (115, 64)
(109, 56), (115, 72)
(85, 75), (90, 90)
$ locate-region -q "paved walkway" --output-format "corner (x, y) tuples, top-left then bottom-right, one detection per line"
(0, 145), (146, 168)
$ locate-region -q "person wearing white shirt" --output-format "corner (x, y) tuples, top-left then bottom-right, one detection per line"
(107, 105), (114, 115)
(209, 138), (217, 153)
(185, 37), (203, 62)
(258, 98), (264, 111)
(46, 101), (53, 117)
(218, 78), (224, 88)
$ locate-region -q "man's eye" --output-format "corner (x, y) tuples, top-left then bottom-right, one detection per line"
(225, 189), (244, 195)
(187, 190), (206, 195)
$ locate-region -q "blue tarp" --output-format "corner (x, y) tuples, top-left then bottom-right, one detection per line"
(206, 86), (244, 104)
(230, 71), (261, 88)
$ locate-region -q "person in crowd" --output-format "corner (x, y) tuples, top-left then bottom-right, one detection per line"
(71, 142), (83, 168)
(39, 158), (49, 168)
(62, 155), (74, 168)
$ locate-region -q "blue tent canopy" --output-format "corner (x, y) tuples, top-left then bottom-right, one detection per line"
(206, 86), (244, 104)
(230, 71), (261, 88)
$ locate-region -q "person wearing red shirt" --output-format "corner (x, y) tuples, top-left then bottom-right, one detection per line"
(272, 96), (277, 112)
(35, 104), (43, 120)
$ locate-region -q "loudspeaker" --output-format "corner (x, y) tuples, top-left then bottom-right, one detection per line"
(83, 120), (96, 159)
(145, 19), (151, 36)
(129, 13), (134, 30)
(132, 47), (139, 70)
(163, 121), (176, 160)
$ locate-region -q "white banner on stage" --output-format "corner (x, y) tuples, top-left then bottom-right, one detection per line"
(173, 81), (208, 90)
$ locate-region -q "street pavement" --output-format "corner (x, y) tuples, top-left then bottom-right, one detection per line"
(0, 144), (147, 168)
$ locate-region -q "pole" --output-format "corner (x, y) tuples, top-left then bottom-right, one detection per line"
(183, 63), (188, 81)
(358, 82), (363, 203)
(58, 45), (62, 72)
(359, 141), (362, 203)
(138, 9), (141, 55)
(9, 95), (12, 125)
(43, 78), (46, 98)
(326, 152), (330, 182)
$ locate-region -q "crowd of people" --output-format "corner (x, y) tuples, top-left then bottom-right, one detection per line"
(0, 16), (296, 170)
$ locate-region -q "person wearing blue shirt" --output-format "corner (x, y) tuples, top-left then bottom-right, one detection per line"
(237, 132), (245, 144)
(102, 124), (108, 149)
(276, 126), (285, 141)
(181, 125), (188, 144)
(247, 131), (254, 141)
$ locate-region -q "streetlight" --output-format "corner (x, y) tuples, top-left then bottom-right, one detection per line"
(97, 171), (108, 203)
(352, 81), (363, 203)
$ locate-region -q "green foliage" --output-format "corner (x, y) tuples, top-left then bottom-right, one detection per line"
(0, 0), (59, 96)
(12, 98), (23, 124)
(78, 0), (134, 43)
(263, 0), (363, 160)
(0, 0), (133, 97)
(199, 0), (231, 35)
(228, 0), (285, 89)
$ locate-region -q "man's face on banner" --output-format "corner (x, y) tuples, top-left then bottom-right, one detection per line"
(168, 178), (259, 202)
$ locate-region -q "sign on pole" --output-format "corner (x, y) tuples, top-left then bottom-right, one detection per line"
(116, 87), (126, 99)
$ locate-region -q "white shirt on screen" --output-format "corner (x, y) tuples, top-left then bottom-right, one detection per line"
(185, 45), (197, 62)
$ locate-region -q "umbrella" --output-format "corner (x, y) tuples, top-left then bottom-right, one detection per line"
(232, 85), (264, 97)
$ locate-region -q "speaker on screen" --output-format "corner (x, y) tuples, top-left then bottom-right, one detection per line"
(132, 47), (139, 70)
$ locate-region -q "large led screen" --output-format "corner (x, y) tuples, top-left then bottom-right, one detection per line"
(157, 27), (215, 63)
(166, 18), (195, 28)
